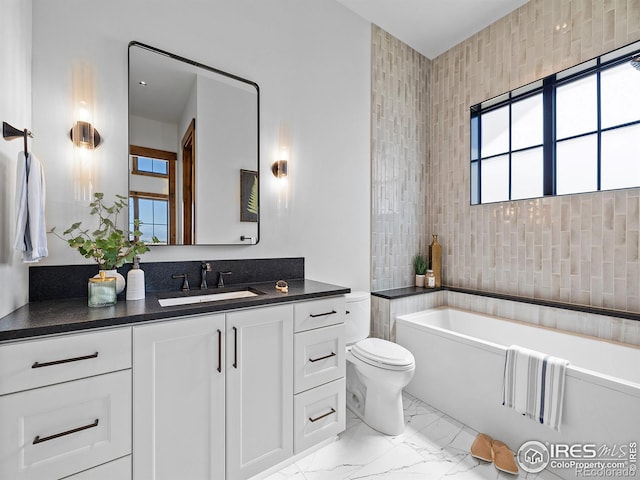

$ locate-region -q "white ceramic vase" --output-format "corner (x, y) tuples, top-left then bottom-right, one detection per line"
(415, 274), (425, 288)
(94, 269), (126, 294)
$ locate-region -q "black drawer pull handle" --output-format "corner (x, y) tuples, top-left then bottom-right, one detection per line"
(32, 352), (99, 369)
(232, 326), (238, 369)
(33, 419), (99, 445)
(309, 352), (336, 363)
(309, 310), (336, 318)
(309, 408), (336, 423)
(217, 329), (222, 373)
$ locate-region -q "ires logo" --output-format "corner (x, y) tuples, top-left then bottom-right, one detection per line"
(518, 440), (638, 476)
(549, 444), (598, 458)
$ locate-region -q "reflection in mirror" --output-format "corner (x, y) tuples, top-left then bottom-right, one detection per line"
(128, 42), (259, 245)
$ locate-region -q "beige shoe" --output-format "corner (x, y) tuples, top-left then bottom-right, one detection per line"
(492, 440), (519, 475)
(470, 433), (494, 462)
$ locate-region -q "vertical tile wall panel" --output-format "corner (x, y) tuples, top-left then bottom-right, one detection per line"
(371, 25), (431, 291)
(427, 0), (640, 312)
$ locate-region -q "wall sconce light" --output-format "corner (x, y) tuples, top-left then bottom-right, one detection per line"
(71, 62), (102, 201)
(70, 119), (102, 148)
(271, 147), (288, 178)
(69, 62), (102, 149)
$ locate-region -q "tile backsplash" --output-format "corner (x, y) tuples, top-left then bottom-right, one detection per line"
(29, 258), (305, 301)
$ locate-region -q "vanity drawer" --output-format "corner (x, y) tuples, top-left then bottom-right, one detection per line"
(294, 296), (346, 333)
(0, 327), (131, 395)
(294, 377), (345, 454)
(0, 370), (131, 480)
(65, 455), (131, 480)
(294, 323), (345, 394)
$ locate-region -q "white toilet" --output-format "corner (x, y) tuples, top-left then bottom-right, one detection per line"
(345, 292), (415, 435)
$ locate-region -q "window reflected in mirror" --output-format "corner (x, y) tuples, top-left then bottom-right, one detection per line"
(129, 145), (176, 244)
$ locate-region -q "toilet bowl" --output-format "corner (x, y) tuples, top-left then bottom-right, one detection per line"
(345, 292), (416, 436)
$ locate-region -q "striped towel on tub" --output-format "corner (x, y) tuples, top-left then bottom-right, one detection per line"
(502, 345), (569, 431)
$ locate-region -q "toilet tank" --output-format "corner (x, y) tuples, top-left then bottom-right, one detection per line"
(345, 292), (371, 345)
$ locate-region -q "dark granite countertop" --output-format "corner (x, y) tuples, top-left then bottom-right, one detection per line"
(371, 286), (445, 299)
(0, 279), (350, 342)
(372, 285), (640, 322)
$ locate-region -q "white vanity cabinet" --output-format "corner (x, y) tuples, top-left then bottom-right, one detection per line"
(133, 313), (226, 480)
(133, 304), (294, 480)
(292, 297), (346, 454)
(0, 292), (346, 480)
(0, 328), (132, 480)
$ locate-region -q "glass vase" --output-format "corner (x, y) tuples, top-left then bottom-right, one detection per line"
(88, 270), (117, 307)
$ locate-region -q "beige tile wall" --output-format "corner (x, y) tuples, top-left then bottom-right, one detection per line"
(428, 0), (640, 312)
(374, 290), (640, 346)
(371, 291), (446, 341)
(371, 25), (431, 291)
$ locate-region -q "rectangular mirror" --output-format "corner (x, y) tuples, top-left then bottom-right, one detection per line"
(128, 42), (259, 245)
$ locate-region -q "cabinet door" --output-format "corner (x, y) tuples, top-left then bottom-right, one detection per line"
(226, 305), (293, 480)
(133, 314), (225, 480)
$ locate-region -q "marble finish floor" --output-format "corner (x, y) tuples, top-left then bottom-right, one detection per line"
(265, 392), (562, 480)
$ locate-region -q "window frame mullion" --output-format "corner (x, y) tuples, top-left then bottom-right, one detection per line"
(542, 76), (555, 196)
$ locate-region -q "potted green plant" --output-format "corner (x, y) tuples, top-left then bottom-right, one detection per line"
(413, 253), (428, 287)
(50, 192), (156, 294)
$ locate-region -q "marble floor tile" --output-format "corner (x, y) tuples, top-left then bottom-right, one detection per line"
(268, 392), (565, 480)
(262, 463), (308, 480)
(348, 440), (463, 479)
(294, 421), (394, 480)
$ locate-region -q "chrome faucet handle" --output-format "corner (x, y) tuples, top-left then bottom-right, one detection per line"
(172, 273), (190, 292)
(217, 271), (232, 288)
(201, 262), (212, 289)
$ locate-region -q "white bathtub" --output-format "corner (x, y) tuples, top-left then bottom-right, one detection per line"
(396, 307), (640, 480)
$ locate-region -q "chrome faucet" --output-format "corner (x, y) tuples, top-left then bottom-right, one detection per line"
(172, 273), (190, 292)
(217, 271), (232, 288)
(201, 262), (212, 289)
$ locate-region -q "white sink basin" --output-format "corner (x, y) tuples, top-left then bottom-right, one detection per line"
(158, 290), (259, 307)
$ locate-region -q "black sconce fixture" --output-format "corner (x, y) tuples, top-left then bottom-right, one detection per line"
(69, 120), (102, 148)
(271, 159), (288, 178)
(272, 146), (288, 178)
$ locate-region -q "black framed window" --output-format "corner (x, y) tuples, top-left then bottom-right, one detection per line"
(471, 41), (640, 205)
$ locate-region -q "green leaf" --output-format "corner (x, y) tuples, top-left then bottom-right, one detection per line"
(63, 222), (82, 235)
(49, 192), (152, 267)
(247, 176), (259, 215)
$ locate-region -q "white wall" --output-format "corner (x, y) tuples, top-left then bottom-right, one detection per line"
(196, 75), (258, 244)
(0, 0), (32, 317)
(30, 0), (371, 292)
(129, 114), (178, 153)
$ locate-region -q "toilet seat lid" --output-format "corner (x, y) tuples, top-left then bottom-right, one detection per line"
(352, 338), (415, 369)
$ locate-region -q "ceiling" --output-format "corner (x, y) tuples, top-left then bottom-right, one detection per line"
(335, 0), (530, 59)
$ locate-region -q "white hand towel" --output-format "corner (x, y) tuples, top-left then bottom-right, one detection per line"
(502, 345), (569, 431)
(14, 152), (48, 263)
